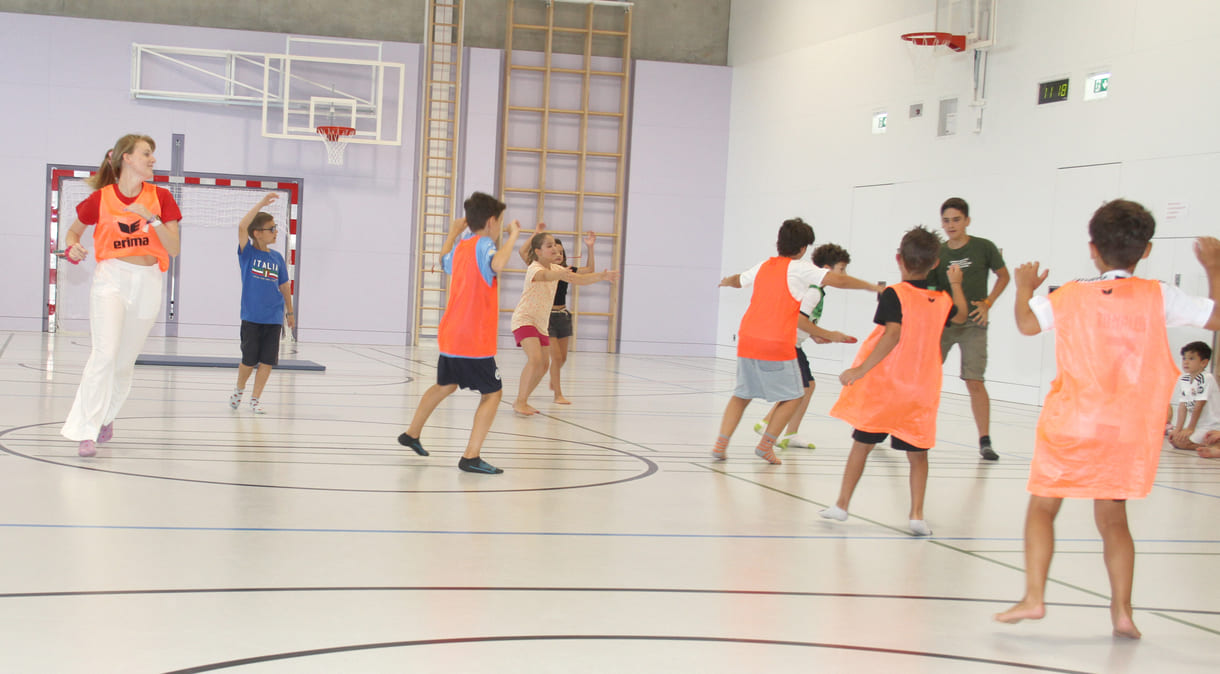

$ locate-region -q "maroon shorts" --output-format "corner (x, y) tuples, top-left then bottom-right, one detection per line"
(513, 325), (550, 347)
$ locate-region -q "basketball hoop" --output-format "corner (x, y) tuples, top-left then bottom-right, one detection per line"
(900, 31), (967, 52)
(316, 125), (356, 165)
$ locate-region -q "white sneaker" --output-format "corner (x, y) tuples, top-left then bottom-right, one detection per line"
(909, 520), (933, 536)
(777, 433), (816, 450)
(752, 419), (766, 435)
(819, 505), (848, 521)
(250, 398), (266, 415)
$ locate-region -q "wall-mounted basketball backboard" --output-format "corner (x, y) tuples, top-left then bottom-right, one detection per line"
(936, 0), (997, 50)
(131, 37), (405, 148)
(261, 37), (406, 147)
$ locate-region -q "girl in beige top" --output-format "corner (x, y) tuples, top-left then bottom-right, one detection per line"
(511, 230), (618, 416)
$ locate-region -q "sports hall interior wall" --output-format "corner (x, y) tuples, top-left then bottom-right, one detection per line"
(0, 0), (731, 66)
(0, 11), (731, 353)
(719, 0), (1220, 406)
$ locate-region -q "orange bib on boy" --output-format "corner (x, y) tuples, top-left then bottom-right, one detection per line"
(438, 236), (498, 358)
(738, 257), (799, 361)
(93, 183), (170, 271)
(830, 282), (952, 448)
(1030, 278), (1176, 499)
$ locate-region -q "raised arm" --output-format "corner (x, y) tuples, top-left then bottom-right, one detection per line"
(1013, 261), (1050, 336)
(822, 270), (884, 293)
(577, 231), (596, 273)
(490, 219), (522, 274)
(1196, 237), (1220, 330)
(439, 217), (468, 260)
(519, 222), (544, 263)
(946, 264), (969, 324)
(238, 192), (278, 252)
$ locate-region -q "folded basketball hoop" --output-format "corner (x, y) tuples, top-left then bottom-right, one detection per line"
(900, 31), (966, 52)
(316, 125), (356, 165)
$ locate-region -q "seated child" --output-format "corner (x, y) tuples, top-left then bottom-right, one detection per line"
(1168, 341), (1220, 450)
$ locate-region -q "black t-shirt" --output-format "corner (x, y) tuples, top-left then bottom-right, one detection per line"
(552, 266), (579, 306)
(874, 279), (958, 326)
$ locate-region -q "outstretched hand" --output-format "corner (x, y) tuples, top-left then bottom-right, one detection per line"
(1196, 236), (1220, 271)
(601, 269), (620, 283)
(1014, 262), (1049, 293)
(583, 231), (596, 247)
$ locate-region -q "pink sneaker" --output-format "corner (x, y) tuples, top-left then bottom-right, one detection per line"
(97, 422), (113, 443)
(78, 440), (97, 457)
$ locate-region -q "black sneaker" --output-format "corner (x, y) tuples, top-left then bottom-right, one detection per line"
(979, 441), (999, 461)
(458, 457), (504, 474)
(397, 433), (429, 456)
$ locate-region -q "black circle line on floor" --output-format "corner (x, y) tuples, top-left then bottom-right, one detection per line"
(161, 633), (1090, 674)
(0, 419), (658, 494)
(0, 585), (1214, 618)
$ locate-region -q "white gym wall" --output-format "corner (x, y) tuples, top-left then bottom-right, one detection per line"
(721, 0), (1220, 404)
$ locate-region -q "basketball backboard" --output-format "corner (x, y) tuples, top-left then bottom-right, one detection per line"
(936, 0), (997, 50)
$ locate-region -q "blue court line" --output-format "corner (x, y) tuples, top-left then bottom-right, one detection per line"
(2, 522), (1219, 544)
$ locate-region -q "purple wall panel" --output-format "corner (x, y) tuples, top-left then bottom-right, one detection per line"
(620, 60), (731, 356)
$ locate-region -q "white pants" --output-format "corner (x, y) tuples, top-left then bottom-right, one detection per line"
(61, 259), (163, 441)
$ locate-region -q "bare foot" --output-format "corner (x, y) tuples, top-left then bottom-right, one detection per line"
(1112, 609), (1141, 639)
(1197, 445), (1220, 458)
(553, 395), (571, 405)
(994, 600), (1045, 624)
(512, 403), (539, 416)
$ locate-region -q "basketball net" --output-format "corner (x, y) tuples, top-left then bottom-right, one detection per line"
(317, 126), (355, 166)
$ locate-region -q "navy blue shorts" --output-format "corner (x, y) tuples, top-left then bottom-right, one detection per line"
(437, 355), (502, 394)
(240, 321), (281, 367)
(795, 347), (814, 387)
(852, 429), (927, 452)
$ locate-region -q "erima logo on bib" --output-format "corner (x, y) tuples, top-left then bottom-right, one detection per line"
(118, 220), (141, 234)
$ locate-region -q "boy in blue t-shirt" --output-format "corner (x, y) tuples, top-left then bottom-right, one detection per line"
(229, 192), (294, 414)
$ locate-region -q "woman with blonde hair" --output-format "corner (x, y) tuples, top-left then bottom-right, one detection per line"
(60, 134), (182, 457)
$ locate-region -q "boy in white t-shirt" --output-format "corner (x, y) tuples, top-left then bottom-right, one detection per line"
(1169, 341), (1220, 449)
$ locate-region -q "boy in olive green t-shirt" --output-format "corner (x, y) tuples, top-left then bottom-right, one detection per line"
(930, 197), (1010, 461)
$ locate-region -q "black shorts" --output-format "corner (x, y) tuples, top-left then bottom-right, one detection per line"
(549, 309), (573, 339)
(437, 355), (502, 394)
(852, 429), (927, 452)
(795, 347), (814, 387)
(240, 320), (281, 367)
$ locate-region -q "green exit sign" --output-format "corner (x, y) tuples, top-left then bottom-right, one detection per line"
(1085, 72), (1111, 100)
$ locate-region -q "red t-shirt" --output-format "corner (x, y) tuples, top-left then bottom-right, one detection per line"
(75, 184), (182, 224)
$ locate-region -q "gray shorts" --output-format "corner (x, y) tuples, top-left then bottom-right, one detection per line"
(940, 322), (988, 381)
(733, 357), (804, 402)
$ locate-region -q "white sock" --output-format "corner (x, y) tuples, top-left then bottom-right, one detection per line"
(819, 505), (848, 521)
(909, 519), (932, 536)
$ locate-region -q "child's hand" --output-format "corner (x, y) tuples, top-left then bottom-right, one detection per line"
(534, 221), (547, 233)
(259, 192), (280, 207)
(1195, 236), (1220, 271)
(506, 219), (521, 238)
(583, 231), (596, 247)
(449, 217), (468, 235)
(1014, 262), (1049, 292)
(946, 264), (963, 285)
(839, 367), (864, 386)
(827, 331), (858, 344)
(601, 269), (620, 283)
(1171, 428), (1193, 446)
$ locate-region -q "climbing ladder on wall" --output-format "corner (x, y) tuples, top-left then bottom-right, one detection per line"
(413, 0), (465, 344)
(501, 0), (632, 351)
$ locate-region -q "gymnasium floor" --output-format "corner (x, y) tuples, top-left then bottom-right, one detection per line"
(1, 330), (1217, 672)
